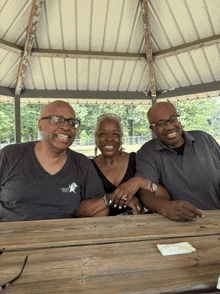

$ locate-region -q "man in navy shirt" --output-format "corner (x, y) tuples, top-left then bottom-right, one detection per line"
(136, 102), (220, 222)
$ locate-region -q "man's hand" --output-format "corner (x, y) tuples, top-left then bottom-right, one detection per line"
(160, 200), (204, 222)
(127, 196), (144, 215)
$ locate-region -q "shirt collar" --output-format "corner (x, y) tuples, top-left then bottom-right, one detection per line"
(154, 130), (195, 151)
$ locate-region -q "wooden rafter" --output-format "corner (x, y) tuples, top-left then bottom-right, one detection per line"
(1, 33), (220, 61)
(15, 0), (44, 95)
(140, 0), (156, 98)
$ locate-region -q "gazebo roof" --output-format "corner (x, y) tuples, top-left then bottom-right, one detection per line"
(0, 0), (220, 105)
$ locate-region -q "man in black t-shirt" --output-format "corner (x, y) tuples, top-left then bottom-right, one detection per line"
(0, 100), (109, 222)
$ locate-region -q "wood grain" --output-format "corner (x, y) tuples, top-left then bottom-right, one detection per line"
(1, 210), (220, 252)
(1, 235), (220, 293)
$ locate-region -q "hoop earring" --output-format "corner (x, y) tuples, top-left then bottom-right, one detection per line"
(94, 146), (97, 156)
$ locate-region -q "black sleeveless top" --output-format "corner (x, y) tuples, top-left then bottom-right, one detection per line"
(91, 152), (136, 216)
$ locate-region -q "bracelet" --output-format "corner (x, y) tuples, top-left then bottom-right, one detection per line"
(103, 194), (112, 207)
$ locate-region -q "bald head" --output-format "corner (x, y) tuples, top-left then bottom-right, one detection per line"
(41, 100), (75, 119)
(147, 102), (177, 124)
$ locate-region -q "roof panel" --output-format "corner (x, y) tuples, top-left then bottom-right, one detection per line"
(190, 49), (215, 83)
(166, 0), (198, 43)
(177, 52), (202, 85)
(186, 0), (215, 38)
(108, 60), (125, 91)
(205, 0), (220, 34)
(0, 0), (31, 42)
(203, 45), (220, 81)
(90, 0), (109, 51)
(99, 60), (114, 91)
(35, 4), (50, 49)
(28, 57), (46, 89)
(115, 0), (140, 52)
(0, 0), (219, 104)
(77, 59), (89, 90)
(88, 59), (101, 90)
(118, 61), (137, 91)
(102, 0), (125, 52)
(45, 0), (63, 49)
(76, 0), (92, 51)
(127, 61), (147, 91)
(65, 58), (77, 90)
(60, 0), (77, 50)
(155, 58), (180, 89)
(0, 50), (20, 85)
(52, 58), (66, 90)
(162, 55), (190, 88)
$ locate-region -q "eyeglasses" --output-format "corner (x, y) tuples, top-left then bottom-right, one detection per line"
(41, 115), (80, 129)
(97, 113), (121, 121)
(150, 115), (180, 128)
(0, 248), (28, 291)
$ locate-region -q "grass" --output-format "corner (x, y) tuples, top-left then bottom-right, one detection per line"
(70, 144), (143, 157)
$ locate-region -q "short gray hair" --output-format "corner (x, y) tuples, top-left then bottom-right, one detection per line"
(94, 113), (123, 141)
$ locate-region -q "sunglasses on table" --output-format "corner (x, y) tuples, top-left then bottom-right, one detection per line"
(0, 248), (28, 291)
(41, 115), (81, 129)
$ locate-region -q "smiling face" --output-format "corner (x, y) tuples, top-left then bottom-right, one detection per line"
(96, 119), (122, 158)
(38, 101), (77, 152)
(148, 102), (184, 148)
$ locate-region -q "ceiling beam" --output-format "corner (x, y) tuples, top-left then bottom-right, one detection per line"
(0, 86), (151, 100)
(156, 80), (220, 99)
(14, 0), (44, 95)
(31, 48), (147, 61)
(154, 34), (220, 60)
(1, 81), (219, 102)
(140, 0), (156, 98)
(1, 34), (219, 62)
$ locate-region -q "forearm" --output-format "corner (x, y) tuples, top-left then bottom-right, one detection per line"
(139, 188), (204, 222)
(73, 197), (109, 217)
(139, 187), (170, 214)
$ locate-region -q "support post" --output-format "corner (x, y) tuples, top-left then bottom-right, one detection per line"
(14, 96), (21, 143)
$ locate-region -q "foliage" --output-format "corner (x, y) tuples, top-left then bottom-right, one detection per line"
(174, 98), (216, 135)
(73, 104), (151, 139)
(0, 103), (14, 142)
(0, 97), (219, 143)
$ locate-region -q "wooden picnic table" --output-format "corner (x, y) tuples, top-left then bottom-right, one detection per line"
(1, 210), (220, 293)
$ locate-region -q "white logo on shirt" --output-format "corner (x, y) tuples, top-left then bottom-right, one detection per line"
(69, 182), (78, 193)
(61, 182), (78, 193)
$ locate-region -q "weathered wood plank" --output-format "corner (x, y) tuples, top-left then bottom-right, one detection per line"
(1, 211), (220, 251)
(1, 235), (220, 293)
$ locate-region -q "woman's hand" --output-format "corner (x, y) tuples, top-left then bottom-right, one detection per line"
(109, 176), (155, 208)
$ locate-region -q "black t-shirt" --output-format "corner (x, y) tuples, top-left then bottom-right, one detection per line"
(0, 142), (105, 221)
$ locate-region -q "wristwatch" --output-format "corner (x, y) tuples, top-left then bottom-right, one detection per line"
(152, 183), (158, 193)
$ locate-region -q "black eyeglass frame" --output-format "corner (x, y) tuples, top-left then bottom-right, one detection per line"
(0, 248), (28, 291)
(150, 115), (180, 128)
(41, 115), (81, 129)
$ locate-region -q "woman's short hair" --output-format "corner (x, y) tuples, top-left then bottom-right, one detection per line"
(94, 113), (123, 141)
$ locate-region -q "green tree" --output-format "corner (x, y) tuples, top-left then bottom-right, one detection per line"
(0, 102), (14, 142)
(174, 98), (216, 135)
(20, 104), (39, 141)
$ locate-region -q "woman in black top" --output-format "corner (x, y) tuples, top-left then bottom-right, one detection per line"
(91, 113), (152, 216)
